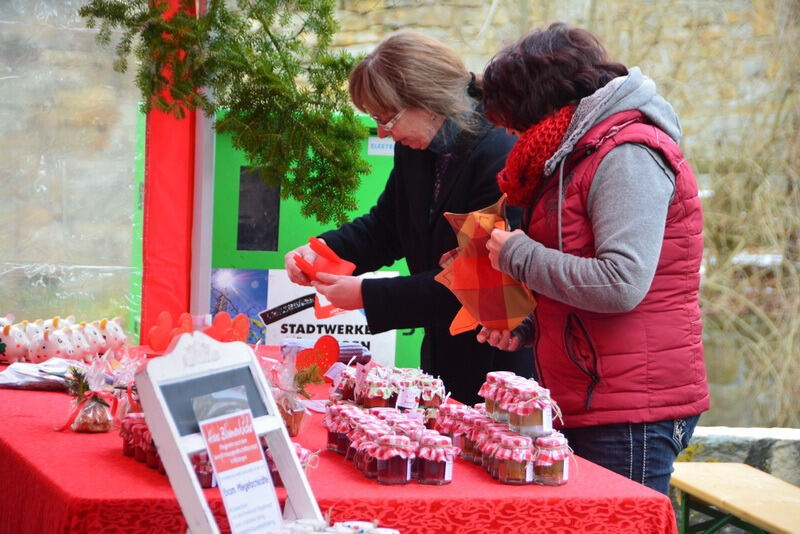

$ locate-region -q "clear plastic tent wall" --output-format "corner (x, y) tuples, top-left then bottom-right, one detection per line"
(0, 2), (142, 341)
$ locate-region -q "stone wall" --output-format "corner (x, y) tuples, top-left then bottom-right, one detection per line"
(332, 0), (800, 429)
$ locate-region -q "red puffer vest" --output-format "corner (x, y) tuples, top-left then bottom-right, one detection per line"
(528, 110), (709, 428)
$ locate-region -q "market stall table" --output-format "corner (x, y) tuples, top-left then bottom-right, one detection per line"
(0, 380), (678, 534)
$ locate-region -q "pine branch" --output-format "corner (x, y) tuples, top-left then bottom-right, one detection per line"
(79, 0), (368, 225)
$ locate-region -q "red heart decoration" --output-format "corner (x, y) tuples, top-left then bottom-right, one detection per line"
(296, 335), (340, 374)
(230, 313), (250, 342)
(176, 312), (193, 332)
(203, 312), (232, 341)
(147, 311), (173, 352)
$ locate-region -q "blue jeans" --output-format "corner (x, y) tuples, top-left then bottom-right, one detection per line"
(561, 415), (699, 494)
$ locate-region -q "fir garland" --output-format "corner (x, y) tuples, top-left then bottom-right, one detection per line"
(80, 0), (370, 224)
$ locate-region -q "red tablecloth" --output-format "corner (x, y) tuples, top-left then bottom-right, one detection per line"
(0, 382), (677, 534)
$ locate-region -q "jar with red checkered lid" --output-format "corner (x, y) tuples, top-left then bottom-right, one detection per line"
(478, 371), (516, 419)
(534, 433), (571, 486)
(493, 375), (528, 423)
(495, 434), (535, 484)
(508, 384), (554, 438)
(372, 434), (416, 485)
(363, 377), (395, 409)
(417, 434), (460, 485)
(418, 377), (446, 409)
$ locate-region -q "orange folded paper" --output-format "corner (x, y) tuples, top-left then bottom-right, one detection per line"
(435, 195), (536, 335)
(295, 236), (357, 319)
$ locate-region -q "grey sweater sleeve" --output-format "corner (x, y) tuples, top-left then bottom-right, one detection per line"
(500, 144), (676, 313)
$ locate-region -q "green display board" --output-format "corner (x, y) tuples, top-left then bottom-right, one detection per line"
(211, 114), (422, 368)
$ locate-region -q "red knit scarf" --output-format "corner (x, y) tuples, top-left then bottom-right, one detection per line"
(498, 105), (576, 207)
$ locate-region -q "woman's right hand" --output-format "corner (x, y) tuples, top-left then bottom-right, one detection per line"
(284, 241), (321, 286)
(476, 326), (522, 351)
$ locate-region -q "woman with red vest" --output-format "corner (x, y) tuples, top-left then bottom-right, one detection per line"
(476, 23), (709, 495)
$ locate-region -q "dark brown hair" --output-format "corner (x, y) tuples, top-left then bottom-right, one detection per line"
(482, 23), (628, 131)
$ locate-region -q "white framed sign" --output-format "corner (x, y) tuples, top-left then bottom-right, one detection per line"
(136, 331), (322, 534)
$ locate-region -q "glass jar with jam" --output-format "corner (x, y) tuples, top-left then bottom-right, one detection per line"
(393, 420), (425, 478)
(333, 366), (356, 402)
(363, 378), (395, 409)
(419, 377), (446, 409)
(143, 430), (160, 469)
(354, 425), (387, 475)
(447, 405), (471, 449)
(132, 423), (149, 462)
(119, 412), (145, 457)
(372, 434), (415, 485)
(534, 433), (571, 486)
(485, 427), (514, 478)
(508, 384), (554, 438)
(478, 371), (516, 420)
(417, 434), (459, 485)
(458, 411), (481, 462)
(190, 451), (215, 488)
(324, 405), (351, 455)
(495, 434), (535, 485)
(466, 415), (493, 466)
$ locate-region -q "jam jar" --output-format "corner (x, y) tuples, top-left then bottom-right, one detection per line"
(132, 423), (149, 462)
(508, 384), (554, 438)
(466, 415), (493, 465)
(448, 406), (471, 450)
(458, 411), (482, 462)
(373, 434), (415, 485)
(534, 433), (571, 486)
(324, 405), (351, 455)
(119, 412), (145, 456)
(419, 377), (446, 409)
(417, 434), (459, 485)
(143, 430), (160, 469)
(363, 378), (394, 409)
(334, 366), (356, 401)
(478, 371), (516, 420)
(494, 375), (529, 424)
(354, 425), (387, 475)
(495, 434), (535, 485)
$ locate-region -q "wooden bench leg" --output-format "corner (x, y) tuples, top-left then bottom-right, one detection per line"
(677, 490), (767, 534)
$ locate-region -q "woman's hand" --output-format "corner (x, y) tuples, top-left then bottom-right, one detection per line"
(487, 228), (524, 270)
(476, 326), (522, 351)
(284, 241), (321, 286)
(312, 272), (364, 310)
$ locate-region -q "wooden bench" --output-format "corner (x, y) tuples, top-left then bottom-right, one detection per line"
(671, 462), (800, 534)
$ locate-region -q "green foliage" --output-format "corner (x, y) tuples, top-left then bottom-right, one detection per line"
(79, 0), (369, 224)
(294, 363), (324, 399)
(65, 366), (92, 398)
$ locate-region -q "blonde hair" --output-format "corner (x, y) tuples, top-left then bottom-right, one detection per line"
(349, 32), (480, 131)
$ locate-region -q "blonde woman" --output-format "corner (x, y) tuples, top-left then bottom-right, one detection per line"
(285, 33), (533, 403)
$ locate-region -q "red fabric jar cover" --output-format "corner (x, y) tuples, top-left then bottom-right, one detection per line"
(535, 434), (572, 466)
(418, 434), (460, 462)
(372, 434), (415, 460)
(495, 435), (534, 462)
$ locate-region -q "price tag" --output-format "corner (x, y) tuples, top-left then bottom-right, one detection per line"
(324, 362), (347, 389)
(354, 362), (370, 398)
(395, 386), (421, 411)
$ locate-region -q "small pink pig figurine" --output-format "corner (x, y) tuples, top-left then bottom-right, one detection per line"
(94, 317), (128, 353)
(0, 323), (30, 364)
(28, 329), (75, 364)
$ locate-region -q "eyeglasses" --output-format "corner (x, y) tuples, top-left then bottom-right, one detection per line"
(371, 108), (406, 131)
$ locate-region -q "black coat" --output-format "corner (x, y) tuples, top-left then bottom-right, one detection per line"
(320, 121), (533, 404)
